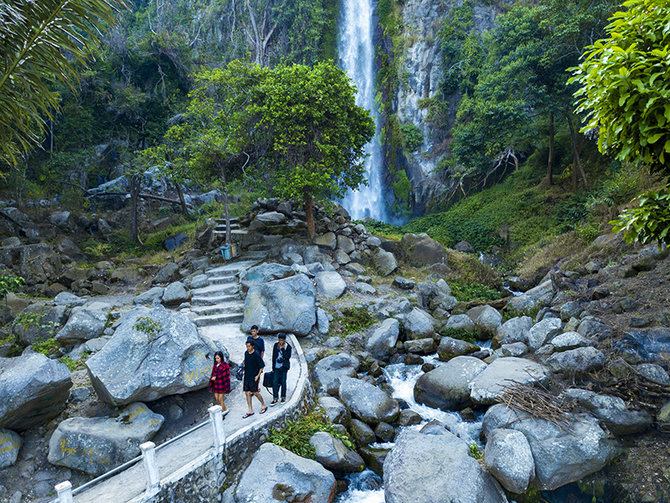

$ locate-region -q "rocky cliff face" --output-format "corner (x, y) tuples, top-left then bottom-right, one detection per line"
(391, 0), (508, 213)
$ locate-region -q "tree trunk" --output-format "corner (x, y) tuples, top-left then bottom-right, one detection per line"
(175, 184), (188, 215)
(130, 174), (141, 244)
(547, 111), (554, 186)
(304, 191), (315, 239)
(220, 164), (231, 245)
(564, 109), (589, 190)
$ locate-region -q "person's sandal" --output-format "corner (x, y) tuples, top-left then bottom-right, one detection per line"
(242, 412), (254, 419)
(260, 407), (268, 414)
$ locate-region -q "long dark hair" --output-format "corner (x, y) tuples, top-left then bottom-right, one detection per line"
(213, 351), (225, 364)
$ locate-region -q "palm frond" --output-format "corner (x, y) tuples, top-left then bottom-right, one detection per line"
(0, 0), (128, 168)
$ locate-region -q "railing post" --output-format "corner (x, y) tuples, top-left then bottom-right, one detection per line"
(55, 481), (73, 503)
(140, 441), (160, 495)
(208, 405), (226, 453)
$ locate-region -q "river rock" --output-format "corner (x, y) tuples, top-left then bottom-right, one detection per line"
(161, 281), (190, 306)
(315, 271), (347, 298)
(482, 404), (618, 490)
(414, 356), (487, 411)
(560, 301), (583, 321)
(339, 377), (399, 425)
(0, 429), (21, 468)
(400, 233), (448, 267)
(437, 336), (478, 361)
(616, 327), (670, 364)
(403, 307), (435, 339)
(500, 342), (528, 357)
(577, 317), (610, 339)
(337, 235), (356, 254)
(0, 353), (72, 430)
(316, 308), (330, 335)
(445, 314), (476, 332)
(133, 287), (165, 305)
(550, 331), (589, 351)
(527, 318), (562, 350)
(484, 428), (535, 494)
(319, 396), (349, 424)
(393, 277), (415, 290)
(635, 363), (670, 384)
(314, 232), (337, 250)
(545, 347), (606, 373)
(86, 306), (219, 406)
(384, 429), (508, 503)
(54, 292), (86, 307)
(366, 318), (400, 359)
(350, 418), (376, 445)
(12, 304), (68, 345)
(256, 211), (286, 223)
(495, 316), (533, 345)
(309, 431), (364, 473)
(469, 357), (550, 405)
(55, 302), (111, 345)
(563, 388), (652, 436)
(403, 338), (435, 354)
(241, 274), (316, 336)
(313, 353), (359, 394)
(241, 263), (294, 290)
(47, 402), (164, 475)
(467, 305), (502, 340)
(234, 443), (335, 503)
(153, 262), (179, 284)
(658, 401), (670, 430)
(373, 249), (397, 276)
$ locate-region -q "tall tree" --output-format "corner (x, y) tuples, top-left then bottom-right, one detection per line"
(0, 0), (128, 168)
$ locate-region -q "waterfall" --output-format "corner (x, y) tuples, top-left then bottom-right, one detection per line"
(338, 0), (387, 222)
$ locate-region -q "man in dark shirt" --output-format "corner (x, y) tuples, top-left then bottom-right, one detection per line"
(242, 340), (266, 418)
(246, 324), (265, 359)
(270, 332), (292, 406)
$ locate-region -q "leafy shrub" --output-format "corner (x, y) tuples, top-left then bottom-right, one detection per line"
(333, 307), (376, 336)
(60, 352), (89, 371)
(441, 327), (478, 344)
(134, 317), (162, 341)
(469, 442), (482, 459)
(14, 311), (59, 335)
(448, 278), (501, 302)
(0, 274), (24, 299)
(33, 337), (60, 356)
(267, 407), (356, 459)
(400, 122), (423, 152)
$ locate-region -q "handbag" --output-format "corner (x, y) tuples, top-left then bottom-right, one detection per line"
(263, 371), (274, 389)
(235, 364), (244, 381)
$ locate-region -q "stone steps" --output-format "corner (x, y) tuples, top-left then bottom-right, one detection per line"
(191, 302), (243, 317)
(194, 312), (244, 327)
(207, 276), (238, 286)
(191, 283), (239, 296)
(191, 293), (240, 306)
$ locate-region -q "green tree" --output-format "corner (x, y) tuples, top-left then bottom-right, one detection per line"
(571, 0), (670, 245)
(0, 0), (128, 168)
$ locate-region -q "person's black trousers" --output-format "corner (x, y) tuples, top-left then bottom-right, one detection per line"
(273, 368), (288, 400)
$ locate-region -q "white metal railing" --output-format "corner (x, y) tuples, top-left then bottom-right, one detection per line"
(51, 405), (226, 503)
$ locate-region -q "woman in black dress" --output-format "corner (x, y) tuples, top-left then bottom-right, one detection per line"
(242, 340), (266, 418)
(209, 351), (230, 416)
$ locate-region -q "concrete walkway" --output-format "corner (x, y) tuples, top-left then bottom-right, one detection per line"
(71, 253), (302, 503)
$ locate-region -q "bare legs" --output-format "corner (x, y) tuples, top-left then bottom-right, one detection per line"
(245, 391), (266, 414)
(214, 393), (228, 412)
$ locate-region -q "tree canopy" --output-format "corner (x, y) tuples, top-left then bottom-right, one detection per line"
(571, 0), (670, 245)
(0, 0), (127, 168)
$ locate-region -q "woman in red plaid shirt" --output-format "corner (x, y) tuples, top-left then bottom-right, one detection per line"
(209, 351), (230, 416)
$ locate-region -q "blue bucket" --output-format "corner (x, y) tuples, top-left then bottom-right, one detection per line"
(221, 245), (232, 261)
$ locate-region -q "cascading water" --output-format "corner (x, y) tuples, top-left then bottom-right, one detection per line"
(338, 0), (388, 222)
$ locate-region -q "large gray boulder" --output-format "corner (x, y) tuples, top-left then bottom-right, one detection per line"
(315, 271), (347, 299)
(384, 430), (508, 503)
(550, 331), (590, 351)
(314, 232), (336, 250)
(0, 429), (21, 468)
(318, 396), (349, 424)
(0, 353), (72, 430)
(234, 443), (335, 503)
(366, 318), (400, 359)
(484, 428), (535, 494)
(563, 388), (652, 436)
(241, 274), (316, 336)
(339, 377), (399, 425)
(153, 262), (179, 284)
(445, 314), (476, 332)
(12, 304), (68, 345)
(241, 263), (294, 290)
(437, 336), (478, 361)
(483, 404), (618, 491)
(161, 281), (190, 306)
(373, 249), (398, 276)
(133, 287), (165, 305)
(400, 233), (448, 267)
(403, 307), (435, 339)
(495, 316), (533, 345)
(527, 318), (562, 350)
(545, 347), (606, 373)
(466, 305), (503, 340)
(469, 357), (550, 405)
(309, 431), (364, 473)
(414, 356), (487, 411)
(47, 402), (164, 475)
(55, 302), (111, 345)
(313, 353), (359, 394)
(86, 306), (219, 406)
